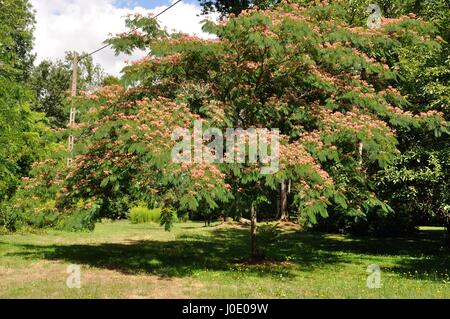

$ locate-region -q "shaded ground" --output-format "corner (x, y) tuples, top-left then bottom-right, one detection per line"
(0, 221), (449, 298)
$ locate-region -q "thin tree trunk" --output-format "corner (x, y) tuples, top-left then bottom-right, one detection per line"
(276, 186), (280, 220)
(358, 141), (363, 166)
(279, 181), (288, 221)
(446, 219), (450, 249)
(250, 201), (258, 259)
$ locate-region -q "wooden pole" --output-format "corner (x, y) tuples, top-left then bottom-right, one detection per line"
(67, 52), (78, 166)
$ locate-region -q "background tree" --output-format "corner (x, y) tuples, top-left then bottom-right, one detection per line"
(0, 0), (35, 81)
(0, 0), (45, 203)
(373, 1), (450, 240)
(29, 53), (105, 128)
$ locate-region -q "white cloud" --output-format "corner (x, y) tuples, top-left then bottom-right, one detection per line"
(30, 0), (216, 76)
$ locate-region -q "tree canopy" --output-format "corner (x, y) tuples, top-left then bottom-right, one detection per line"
(0, 0), (45, 201)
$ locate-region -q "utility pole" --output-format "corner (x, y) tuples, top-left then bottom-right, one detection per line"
(67, 51), (78, 166)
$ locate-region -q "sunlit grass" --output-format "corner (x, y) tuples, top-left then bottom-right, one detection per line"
(0, 221), (449, 298)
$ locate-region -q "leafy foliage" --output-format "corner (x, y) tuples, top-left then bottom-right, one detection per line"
(160, 207), (178, 231)
(0, 0), (46, 203)
(0, 0), (35, 81)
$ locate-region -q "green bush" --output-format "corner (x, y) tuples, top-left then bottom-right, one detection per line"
(0, 202), (19, 232)
(128, 206), (162, 224)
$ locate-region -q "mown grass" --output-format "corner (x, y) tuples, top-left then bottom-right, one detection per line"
(0, 221), (449, 298)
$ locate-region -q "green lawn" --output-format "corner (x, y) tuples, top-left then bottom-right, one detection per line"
(0, 221), (449, 298)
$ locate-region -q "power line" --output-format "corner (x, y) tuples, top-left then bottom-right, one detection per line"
(86, 43), (111, 57)
(153, 0), (183, 18)
(83, 0), (183, 59)
(67, 1), (183, 166)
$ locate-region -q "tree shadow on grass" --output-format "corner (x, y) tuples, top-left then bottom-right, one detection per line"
(280, 229), (444, 257)
(273, 229), (450, 282)
(3, 228), (320, 278)
(3, 226), (449, 281)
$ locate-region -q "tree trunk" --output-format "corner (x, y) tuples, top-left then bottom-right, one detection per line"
(276, 186), (280, 220)
(446, 220), (450, 249)
(279, 181), (288, 221)
(358, 141), (363, 166)
(250, 201), (258, 259)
